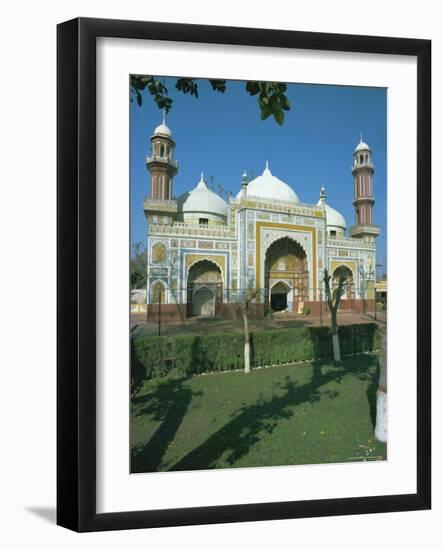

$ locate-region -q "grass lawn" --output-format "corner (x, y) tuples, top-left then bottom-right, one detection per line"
(131, 354), (386, 473)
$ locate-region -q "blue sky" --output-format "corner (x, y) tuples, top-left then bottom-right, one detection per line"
(130, 78), (387, 273)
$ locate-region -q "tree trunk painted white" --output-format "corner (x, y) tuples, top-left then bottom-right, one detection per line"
(332, 333), (341, 362)
(244, 341), (251, 374)
(374, 389), (387, 442)
(375, 324), (387, 443)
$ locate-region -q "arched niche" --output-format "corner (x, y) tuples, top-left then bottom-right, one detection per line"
(264, 237), (308, 304)
(187, 259), (223, 316)
(192, 287), (215, 317)
(151, 241), (167, 264)
(150, 280), (167, 304)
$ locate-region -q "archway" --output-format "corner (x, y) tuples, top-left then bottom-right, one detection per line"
(332, 265), (354, 299)
(265, 237), (308, 310)
(270, 281), (292, 312)
(187, 259), (223, 317)
(192, 287), (215, 316)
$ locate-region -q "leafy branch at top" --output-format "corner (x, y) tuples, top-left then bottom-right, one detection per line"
(130, 76), (291, 125)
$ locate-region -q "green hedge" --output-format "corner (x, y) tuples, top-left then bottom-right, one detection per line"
(131, 323), (379, 390)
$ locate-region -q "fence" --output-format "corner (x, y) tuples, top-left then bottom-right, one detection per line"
(131, 283), (386, 335)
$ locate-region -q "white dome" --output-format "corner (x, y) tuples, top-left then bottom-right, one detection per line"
(153, 111), (172, 137)
(153, 122), (172, 137)
(354, 136), (371, 153)
(317, 199), (347, 230)
(236, 162), (300, 203)
(182, 174), (228, 218)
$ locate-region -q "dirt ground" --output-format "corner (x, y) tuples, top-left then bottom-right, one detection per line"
(131, 309), (386, 337)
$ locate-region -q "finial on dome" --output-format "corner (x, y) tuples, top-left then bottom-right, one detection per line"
(319, 186), (327, 205)
(163, 109), (166, 124)
(195, 172), (207, 189)
(263, 160), (272, 175)
(360, 132), (363, 143)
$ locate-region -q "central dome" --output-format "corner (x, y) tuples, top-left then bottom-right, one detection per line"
(236, 162), (300, 203)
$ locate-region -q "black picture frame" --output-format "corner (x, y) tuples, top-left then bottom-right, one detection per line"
(57, 17), (431, 532)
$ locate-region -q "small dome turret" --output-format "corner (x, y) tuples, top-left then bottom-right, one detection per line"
(354, 133), (371, 153)
(153, 110), (172, 137)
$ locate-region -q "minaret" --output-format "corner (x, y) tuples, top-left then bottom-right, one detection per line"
(146, 111), (178, 200)
(143, 112), (178, 225)
(349, 135), (380, 242)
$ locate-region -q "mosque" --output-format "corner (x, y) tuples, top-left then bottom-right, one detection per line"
(143, 114), (379, 321)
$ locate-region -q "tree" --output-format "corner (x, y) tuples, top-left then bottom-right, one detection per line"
(130, 242), (147, 290)
(239, 289), (259, 374)
(130, 76), (291, 126)
(323, 268), (346, 362)
(374, 320), (387, 442)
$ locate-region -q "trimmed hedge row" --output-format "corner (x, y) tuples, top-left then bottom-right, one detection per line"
(131, 323), (379, 391)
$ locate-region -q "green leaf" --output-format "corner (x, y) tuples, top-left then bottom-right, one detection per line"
(281, 95), (291, 111)
(273, 109), (284, 125)
(209, 79), (226, 93)
(260, 104), (272, 120)
(246, 81), (260, 96)
(259, 95), (269, 106)
(269, 94), (281, 108)
(136, 90), (142, 106)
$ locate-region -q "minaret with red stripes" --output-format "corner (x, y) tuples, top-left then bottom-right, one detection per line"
(143, 112), (178, 226)
(350, 135), (380, 242)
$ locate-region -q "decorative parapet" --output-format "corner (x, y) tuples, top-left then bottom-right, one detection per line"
(230, 196), (324, 218)
(327, 237), (376, 250)
(146, 154), (178, 169)
(351, 161), (374, 173)
(349, 224), (381, 238)
(143, 198), (178, 213)
(149, 221), (235, 239)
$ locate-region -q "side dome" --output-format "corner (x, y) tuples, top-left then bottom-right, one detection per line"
(317, 199), (347, 231)
(236, 162), (300, 203)
(182, 174), (228, 219)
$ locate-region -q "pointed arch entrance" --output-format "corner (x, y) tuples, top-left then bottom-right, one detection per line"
(187, 259), (223, 317)
(270, 280), (293, 311)
(265, 237), (308, 311)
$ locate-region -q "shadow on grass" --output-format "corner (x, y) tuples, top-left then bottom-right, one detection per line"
(131, 378), (202, 473)
(169, 355), (377, 472)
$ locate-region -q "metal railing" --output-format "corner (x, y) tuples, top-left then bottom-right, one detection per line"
(136, 283), (386, 334)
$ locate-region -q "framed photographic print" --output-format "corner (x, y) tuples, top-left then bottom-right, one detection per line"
(57, 17), (431, 531)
